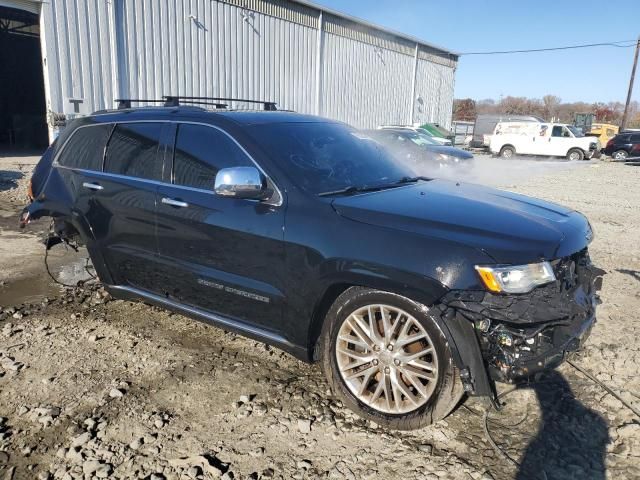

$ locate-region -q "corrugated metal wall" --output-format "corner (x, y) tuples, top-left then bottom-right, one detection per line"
(413, 58), (456, 128)
(36, 0), (457, 133)
(39, 0), (117, 116)
(321, 31), (414, 128)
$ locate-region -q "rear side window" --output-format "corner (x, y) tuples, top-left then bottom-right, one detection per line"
(172, 124), (252, 190)
(631, 134), (640, 142)
(104, 123), (164, 180)
(58, 124), (112, 171)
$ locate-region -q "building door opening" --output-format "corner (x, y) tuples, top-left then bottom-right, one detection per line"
(0, 6), (48, 153)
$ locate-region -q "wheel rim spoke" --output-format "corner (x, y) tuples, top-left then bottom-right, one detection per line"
(335, 303), (439, 415)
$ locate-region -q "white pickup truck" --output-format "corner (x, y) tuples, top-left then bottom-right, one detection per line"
(490, 121), (599, 160)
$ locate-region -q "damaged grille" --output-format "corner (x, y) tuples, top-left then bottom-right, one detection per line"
(441, 248), (604, 383)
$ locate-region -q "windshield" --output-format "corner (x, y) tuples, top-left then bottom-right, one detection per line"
(411, 132), (440, 146)
(567, 126), (584, 137)
(248, 122), (413, 195)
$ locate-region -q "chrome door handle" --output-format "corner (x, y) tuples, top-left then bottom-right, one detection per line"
(161, 197), (189, 208)
(82, 182), (103, 191)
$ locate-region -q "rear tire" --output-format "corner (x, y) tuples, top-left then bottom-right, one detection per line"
(567, 148), (584, 161)
(499, 145), (515, 159)
(612, 149), (629, 160)
(319, 287), (464, 430)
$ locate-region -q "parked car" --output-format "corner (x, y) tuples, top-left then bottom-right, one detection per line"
(364, 128), (473, 171)
(21, 103), (603, 430)
(418, 122), (455, 144)
(490, 121), (599, 160)
(379, 125), (453, 145)
(603, 131), (640, 160)
(471, 114), (545, 148)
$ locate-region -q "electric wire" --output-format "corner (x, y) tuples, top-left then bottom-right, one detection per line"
(567, 359), (640, 418)
(43, 220), (95, 288)
(460, 39), (638, 56)
(478, 363), (640, 469)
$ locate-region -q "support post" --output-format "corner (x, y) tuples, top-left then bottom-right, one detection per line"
(620, 37), (640, 131)
(315, 11), (324, 116)
(409, 43), (418, 125)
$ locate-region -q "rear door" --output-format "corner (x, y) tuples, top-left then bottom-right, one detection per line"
(154, 122), (285, 331)
(82, 121), (168, 291)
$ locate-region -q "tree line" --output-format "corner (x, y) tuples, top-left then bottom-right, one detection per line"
(453, 95), (640, 128)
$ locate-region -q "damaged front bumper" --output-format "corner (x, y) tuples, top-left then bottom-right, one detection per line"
(441, 248), (604, 384)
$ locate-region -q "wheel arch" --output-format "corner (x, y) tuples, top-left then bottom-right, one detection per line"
(307, 271), (448, 362)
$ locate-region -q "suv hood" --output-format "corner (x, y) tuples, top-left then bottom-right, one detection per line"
(332, 180), (592, 264)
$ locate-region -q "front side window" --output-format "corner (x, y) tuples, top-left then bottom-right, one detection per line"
(551, 126), (564, 137)
(104, 123), (164, 180)
(58, 123), (112, 171)
(247, 122), (412, 195)
(567, 126), (583, 137)
(172, 124), (253, 190)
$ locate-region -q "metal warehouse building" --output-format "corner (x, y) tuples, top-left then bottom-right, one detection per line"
(0, 0), (458, 149)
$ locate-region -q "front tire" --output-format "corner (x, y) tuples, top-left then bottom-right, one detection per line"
(319, 287), (464, 430)
(612, 149), (629, 160)
(499, 145), (515, 159)
(567, 148), (584, 161)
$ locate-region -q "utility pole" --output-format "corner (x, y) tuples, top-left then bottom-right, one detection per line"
(620, 36), (640, 131)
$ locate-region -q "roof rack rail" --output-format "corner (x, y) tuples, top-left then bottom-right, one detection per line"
(115, 99), (167, 110)
(114, 96), (278, 111)
(163, 95), (277, 111)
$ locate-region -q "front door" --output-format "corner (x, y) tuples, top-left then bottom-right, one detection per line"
(154, 122), (285, 331)
(544, 125), (573, 157)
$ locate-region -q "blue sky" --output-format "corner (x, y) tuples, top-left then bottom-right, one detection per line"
(312, 0), (640, 104)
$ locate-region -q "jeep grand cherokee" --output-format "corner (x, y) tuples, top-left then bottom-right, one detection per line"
(21, 106), (603, 430)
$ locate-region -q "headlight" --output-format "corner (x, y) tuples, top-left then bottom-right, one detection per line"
(475, 261), (556, 294)
(437, 153), (459, 163)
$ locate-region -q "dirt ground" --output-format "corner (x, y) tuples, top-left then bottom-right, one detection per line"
(0, 153), (639, 480)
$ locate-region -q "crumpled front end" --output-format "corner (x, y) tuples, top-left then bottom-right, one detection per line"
(441, 248), (604, 383)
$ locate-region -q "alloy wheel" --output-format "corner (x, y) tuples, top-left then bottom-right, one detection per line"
(335, 304), (439, 414)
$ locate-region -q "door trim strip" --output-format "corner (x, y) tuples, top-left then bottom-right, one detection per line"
(107, 284), (294, 349)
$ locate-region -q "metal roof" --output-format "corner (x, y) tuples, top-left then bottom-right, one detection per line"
(291, 0), (459, 58)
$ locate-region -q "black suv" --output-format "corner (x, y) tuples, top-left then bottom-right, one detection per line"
(603, 131), (640, 160)
(21, 104), (602, 430)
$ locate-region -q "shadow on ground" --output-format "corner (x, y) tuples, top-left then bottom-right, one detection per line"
(0, 170), (24, 192)
(617, 269), (640, 283)
(516, 370), (609, 480)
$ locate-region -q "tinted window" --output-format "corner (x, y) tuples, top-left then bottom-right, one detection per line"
(173, 124), (252, 190)
(551, 126), (565, 137)
(58, 124), (112, 170)
(631, 134), (640, 142)
(104, 123), (164, 180)
(247, 122), (412, 194)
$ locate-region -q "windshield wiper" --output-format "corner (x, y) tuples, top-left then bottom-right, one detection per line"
(394, 176), (431, 185)
(318, 176), (430, 197)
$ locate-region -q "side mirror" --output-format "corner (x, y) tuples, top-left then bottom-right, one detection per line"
(214, 166), (269, 200)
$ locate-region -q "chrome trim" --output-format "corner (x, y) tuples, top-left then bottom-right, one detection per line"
(214, 166), (266, 199)
(82, 182), (104, 191)
(161, 197), (189, 208)
(108, 284), (293, 348)
(51, 120), (284, 207)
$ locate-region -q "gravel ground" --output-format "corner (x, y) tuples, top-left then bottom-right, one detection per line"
(0, 153), (639, 480)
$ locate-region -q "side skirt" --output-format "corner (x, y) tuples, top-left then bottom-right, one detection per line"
(106, 284), (309, 362)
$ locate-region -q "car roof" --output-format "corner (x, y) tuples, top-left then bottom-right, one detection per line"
(89, 107), (333, 126)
